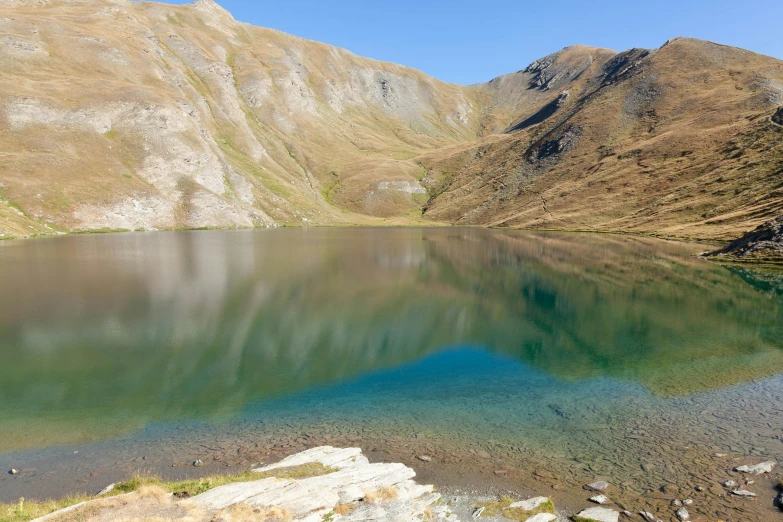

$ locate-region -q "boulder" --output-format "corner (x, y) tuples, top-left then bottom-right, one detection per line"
(585, 481), (610, 492)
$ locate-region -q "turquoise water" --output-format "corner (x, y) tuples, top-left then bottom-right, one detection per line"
(0, 228), (782, 500)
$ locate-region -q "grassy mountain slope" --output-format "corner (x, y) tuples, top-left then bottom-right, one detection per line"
(1, 0), (781, 240)
(421, 38), (783, 239)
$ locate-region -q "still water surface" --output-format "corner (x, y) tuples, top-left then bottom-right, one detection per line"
(0, 228), (781, 500)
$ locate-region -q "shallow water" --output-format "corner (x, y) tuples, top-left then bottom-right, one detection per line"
(0, 228), (782, 502)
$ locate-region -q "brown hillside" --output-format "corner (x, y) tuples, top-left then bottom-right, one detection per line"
(421, 38), (783, 239)
(0, 0), (781, 240)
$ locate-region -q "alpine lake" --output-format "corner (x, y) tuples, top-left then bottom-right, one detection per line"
(1, 228), (781, 516)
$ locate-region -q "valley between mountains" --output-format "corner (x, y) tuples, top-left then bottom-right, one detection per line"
(1, 0), (782, 240)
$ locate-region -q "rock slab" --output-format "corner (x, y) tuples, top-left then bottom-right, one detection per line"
(575, 507), (619, 522)
(191, 446), (459, 521)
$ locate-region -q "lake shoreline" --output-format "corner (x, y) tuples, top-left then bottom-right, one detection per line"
(4, 442), (781, 522)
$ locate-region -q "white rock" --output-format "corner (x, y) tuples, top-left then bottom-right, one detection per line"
(252, 446), (367, 472)
(188, 446), (449, 521)
(639, 512), (662, 522)
(731, 489), (757, 497)
(525, 514), (556, 522)
(509, 496), (551, 511)
(472, 506), (485, 518)
(682, 499), (693, 506)
(97, 484), (115, 496)
(586, 481), (610, 492)
(575, 507), (619, 522)
(734, 460), (776, 475)
(676, 507), (690, 521)
(589, 495), (609, 504)
(9, 469), (18, 475)
(417, 455), (432, 462)
(723, 480), (736, 487)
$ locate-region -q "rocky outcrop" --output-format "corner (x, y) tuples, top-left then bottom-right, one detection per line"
(35, 447), (459, 522)
(705, 215), (783, 260)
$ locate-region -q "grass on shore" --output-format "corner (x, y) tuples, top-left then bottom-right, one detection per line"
(0, 463), (333, 522)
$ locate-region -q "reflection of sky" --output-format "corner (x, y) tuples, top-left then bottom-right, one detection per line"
(0, 228), (782, 454)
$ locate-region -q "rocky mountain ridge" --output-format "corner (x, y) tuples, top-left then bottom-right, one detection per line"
(1, 0), (782, 240)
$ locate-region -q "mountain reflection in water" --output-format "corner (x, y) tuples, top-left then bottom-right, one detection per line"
(0, 228), (781, 452)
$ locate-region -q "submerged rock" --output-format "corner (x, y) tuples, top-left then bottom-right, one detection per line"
(585, 481), (610, 492)
(734, 460), (776, 474)
(574, 506), (619, 522)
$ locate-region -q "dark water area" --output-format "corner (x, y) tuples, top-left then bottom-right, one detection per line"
(0, 228), (781, 504)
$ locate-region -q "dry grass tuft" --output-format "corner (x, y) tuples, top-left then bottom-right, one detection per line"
(214, 502), (291, 522)
(333, 503), (356, 516)
(363, 486), (398, 504)
(136, 485), (172, 503)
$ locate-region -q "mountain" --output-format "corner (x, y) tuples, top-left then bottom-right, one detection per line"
(0, 0), (781, 240)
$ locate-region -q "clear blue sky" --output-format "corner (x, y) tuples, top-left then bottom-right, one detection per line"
(165, 0), (782, 85)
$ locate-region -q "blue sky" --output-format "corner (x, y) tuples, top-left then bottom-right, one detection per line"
(166, 0), (783, 85)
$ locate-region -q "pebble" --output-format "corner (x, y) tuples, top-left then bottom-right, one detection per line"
(662, 483), (679, 494)
(472, 507), (485, 519)
(695, 486), (704, 492)
(590, 495), (609, 504)
(731, 489), (757, 497)
(682, 499), (693, 506)
(676, 507), (690, 521)
(193, 459), (204, 467)
(586, 480), (610, 492)
(723, 480), (736, 488)
(416, 455), (431, 462)
(671, 499), (682, 506)
(639, 512), (661, 522)
(9, 469), (18, 475)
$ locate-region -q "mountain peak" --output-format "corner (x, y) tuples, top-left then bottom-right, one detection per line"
(188, 0), (235, 25)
